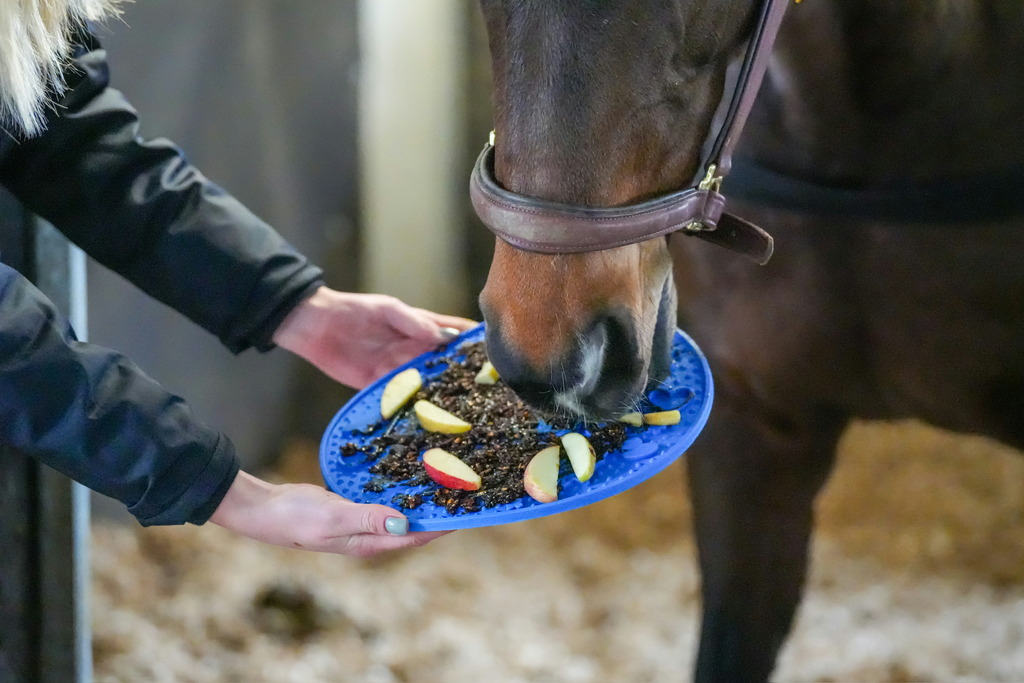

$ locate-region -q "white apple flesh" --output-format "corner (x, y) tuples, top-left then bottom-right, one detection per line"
(643, 409), (681, 425)
(413, 400), (472, 433)
(523, 445), (561, 503)
(474, 360), (500, 385)
(560, 432), (596, 482)
(379, 367), (422, 419)
(618, 412), (644, 427)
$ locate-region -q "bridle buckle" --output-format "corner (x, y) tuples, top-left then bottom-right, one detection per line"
(698, 164), (723, 193)
(683, 164), (725, 232)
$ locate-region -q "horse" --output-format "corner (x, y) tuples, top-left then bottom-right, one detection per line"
(472, 0), (1024, 680)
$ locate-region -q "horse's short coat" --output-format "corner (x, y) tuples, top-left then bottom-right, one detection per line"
(477, 1), (1024, 679)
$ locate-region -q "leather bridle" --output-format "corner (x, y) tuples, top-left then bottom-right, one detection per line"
(469, 0), (791, 265)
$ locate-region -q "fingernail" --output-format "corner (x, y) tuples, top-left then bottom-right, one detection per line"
(439, 327), (460, 340)
(385, 517), (408, 536)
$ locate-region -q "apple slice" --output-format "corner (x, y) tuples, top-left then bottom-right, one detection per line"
(413, 399), (472, 433)
(474, 360), (500, 385)
(523, 445), (561, 503)
(380, 367), (422, 419)
(560, 432), (596, 482)
(643, 409), (681, 426)
(618, 412), (644, 427)
(422, 448), (481, 491)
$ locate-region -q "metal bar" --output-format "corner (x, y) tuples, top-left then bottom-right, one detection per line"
(0, 447), (40, 682)
(0, 194), (90, 683)
(0, 189), (42, 683)
(31, 219), (91, 683)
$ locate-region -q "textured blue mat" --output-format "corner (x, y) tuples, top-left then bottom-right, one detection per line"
(321, 323), (713, 531)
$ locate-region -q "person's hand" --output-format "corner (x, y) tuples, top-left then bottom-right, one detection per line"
(209, 471), (450, 556)
(273, 287), (476, 389)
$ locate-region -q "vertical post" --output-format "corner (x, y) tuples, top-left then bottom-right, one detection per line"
(31, 219), (91, 683)
(0, 189), (41, 683)
(0, 194), (90, 683)
(462, 1), (499, 305)
(358, 0), (470, 314)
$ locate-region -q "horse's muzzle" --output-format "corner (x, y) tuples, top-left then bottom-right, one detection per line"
(484, 309), (651, 420)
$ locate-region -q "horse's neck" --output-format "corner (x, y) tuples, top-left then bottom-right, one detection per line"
(740, 0), (1024, 183)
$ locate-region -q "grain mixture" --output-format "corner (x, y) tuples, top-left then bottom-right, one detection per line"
(339, 342), (628, 514)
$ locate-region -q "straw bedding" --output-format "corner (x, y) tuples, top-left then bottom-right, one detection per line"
(91, 420), (1024, 682)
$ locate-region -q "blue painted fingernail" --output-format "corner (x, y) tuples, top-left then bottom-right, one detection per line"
(439, 327), (460, 340)
(385, 517), (408, 536)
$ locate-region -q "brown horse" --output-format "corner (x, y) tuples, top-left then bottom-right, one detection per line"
(474, 0), (1024, 680)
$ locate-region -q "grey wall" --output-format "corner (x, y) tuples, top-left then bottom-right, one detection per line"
(87, 1), (362, 497)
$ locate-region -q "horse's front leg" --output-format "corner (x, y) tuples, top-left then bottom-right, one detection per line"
(688, 391), (846, 682)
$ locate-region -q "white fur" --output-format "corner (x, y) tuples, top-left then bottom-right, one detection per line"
(554, 331), (606, 417)
(0, 0), (121, 137)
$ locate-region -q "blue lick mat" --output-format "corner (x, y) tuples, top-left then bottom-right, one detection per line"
(320, 323), (713, 531)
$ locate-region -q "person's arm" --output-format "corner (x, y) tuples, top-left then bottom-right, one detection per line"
(0, 265), (450, 550)
(0, 26), (470, 551)
(0, 27), (320, 354)
(0, 263), (236, 526)
(0, 25), (478, 374)
(272, 287), (476, 389)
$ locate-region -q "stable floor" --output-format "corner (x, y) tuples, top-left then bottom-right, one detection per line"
(91, 421), (1024, 682)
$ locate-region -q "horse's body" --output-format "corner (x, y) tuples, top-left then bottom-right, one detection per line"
(476, 1), (1024, 679)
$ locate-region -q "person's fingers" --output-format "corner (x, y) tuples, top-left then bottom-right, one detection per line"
(385, 302), (476, 343)
(423, 312), (478, 333)
(384, 299), (442, 339)
(332, 502), (410, 536)
(379, 338), (444, 365)
(336, 530), (453, 557)
(315, 500), (454, 556)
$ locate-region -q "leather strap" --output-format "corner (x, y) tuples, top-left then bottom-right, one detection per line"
(706, 0), (791, 177)
(727, 155), (1024, 224)
(471, 145), (774, 263)
(471, 145), (725, 253)
(471, 0), (789, 263)
(678, 212), (774, 265)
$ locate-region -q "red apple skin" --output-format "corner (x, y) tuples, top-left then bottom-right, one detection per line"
(523, 475), (558, 504)
(421, 449), (482, 491)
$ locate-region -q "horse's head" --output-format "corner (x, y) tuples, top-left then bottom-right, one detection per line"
(476, 1), (762, 419)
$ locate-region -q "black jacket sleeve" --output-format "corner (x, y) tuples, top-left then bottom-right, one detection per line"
(0, 263), (239, 525)
(0, 27), (327, 525)
(0, 28), (325, 353)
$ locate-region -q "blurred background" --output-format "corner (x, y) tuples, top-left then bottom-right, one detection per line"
(70, 2), (1024, 681)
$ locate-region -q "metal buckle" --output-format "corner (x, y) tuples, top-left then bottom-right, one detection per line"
(698, 163), (723, 192)
(683, 165), (724, 232)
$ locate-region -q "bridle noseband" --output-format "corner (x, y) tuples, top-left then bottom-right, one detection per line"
(470, 0), (791, 265)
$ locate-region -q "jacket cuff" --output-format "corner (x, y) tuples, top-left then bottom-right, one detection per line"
(231, 272), (325, 354)
(132, 433), (240, 527)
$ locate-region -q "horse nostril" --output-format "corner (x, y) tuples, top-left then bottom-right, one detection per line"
(572, 310), (644, 415)
(593, 312), (635, 377)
